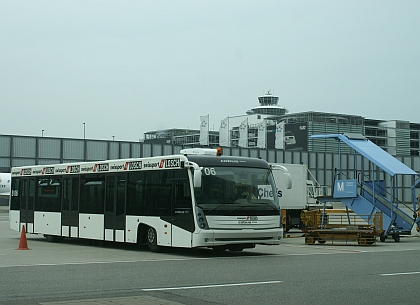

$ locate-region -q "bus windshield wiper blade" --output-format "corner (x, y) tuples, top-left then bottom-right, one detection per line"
(208, 203), (228, 211)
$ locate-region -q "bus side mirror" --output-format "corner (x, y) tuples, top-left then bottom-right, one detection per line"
(284, 172), (292, 189)
(193, 168), (202, 188)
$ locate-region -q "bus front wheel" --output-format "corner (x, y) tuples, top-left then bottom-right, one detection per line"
(147, 227), (161, 252)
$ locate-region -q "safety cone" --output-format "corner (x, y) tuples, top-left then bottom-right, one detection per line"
(16, 225), (31, 250)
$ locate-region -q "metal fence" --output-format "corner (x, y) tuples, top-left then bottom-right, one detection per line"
(1, 134), (420, 204)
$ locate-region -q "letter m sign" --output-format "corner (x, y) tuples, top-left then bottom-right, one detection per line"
(333, 179), (357, 198)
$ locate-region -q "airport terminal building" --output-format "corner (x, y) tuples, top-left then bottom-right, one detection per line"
(1, 92), (419, 206)
(144, 93), (420, 157)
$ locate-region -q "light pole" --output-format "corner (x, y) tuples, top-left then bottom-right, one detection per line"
(83, 123), (86, 161)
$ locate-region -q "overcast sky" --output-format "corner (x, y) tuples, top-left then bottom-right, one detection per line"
(1, 1), (419, 142)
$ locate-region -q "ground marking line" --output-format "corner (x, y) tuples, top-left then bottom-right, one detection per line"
(0, 257), (216, 268)
(380, 271), (420, 276)
(142, 280), (283, 291)
(1, 248), (418, 268)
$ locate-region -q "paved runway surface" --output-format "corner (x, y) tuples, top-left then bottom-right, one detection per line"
(1, 206), (420, 305)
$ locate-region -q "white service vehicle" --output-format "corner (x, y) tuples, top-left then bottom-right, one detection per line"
(271, 163), (330, 231)
(0, 172), (11, 198)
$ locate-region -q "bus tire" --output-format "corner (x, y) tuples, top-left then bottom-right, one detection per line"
(146, 227), (161, 252)
(227, 246), (244, 252)
(45, 235), (63, 243)
(212, 246), (227, 252)
(45, 235), (55, 242)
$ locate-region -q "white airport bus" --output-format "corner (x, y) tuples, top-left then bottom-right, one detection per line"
(9, 148), (284, 252)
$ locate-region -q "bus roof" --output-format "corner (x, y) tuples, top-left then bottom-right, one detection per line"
(11, 154), (270, 177)
(186, 155), (270, 169)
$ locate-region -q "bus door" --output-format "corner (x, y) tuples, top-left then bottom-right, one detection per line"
(169, 177), (194, 248)
(105, 174), (126, 242)
(19, 178), (35, 233)
(62, 177), (79, 238)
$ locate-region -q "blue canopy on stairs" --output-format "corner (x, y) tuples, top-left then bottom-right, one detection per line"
(311, 133), (418, 177)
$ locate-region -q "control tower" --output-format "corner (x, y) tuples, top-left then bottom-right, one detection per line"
(246, 91), (288, 116)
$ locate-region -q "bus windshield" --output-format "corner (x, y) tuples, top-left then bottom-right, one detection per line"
(194, 167), (279, 216)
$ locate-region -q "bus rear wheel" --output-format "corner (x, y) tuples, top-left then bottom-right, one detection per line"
(44, 235), (64, 243)
(147, 227), (161, 252)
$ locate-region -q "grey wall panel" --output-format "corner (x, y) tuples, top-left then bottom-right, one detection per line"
(0, 158), (10, 168)
(267, 150), (275, 163)
(63, 159), (84, 163)
(325, 169), (334, 186)
(356, 155), (363, 170)
(317, 169), (325, 185)
(249, 149), (258, 158)
(276, 150), (284, 163)
(153, 145), (162, 157)
(163, 145), (173, 156)
(132, 143), (141, 158)
(142, 144), (152, 158)
(258, 149), (267, 161)
(240, 149), (249, 157)
(87, 141), (107, 161)
(413, 157), (420, 172)
(301, 152), (309, 165)
(37, 159), (61, 165)
(231, 148), (240, 156)
(284, 151), (292, 164)
(403, 188), (412, 204)
(317, 152), (325, 169)
(13, 137), (36, 158)
(309, 152), (316, 171)
(333, 154), (339, 170)
(292, 152), (300, 164)
(325, 153), (333, 169)
(0, 136), (11, 157)
(63, 140), (84, 159)
(120, 143), (130, 159)
(340, 154), (348, 171)
(12, 158), (36, 167)
(174, 145), (183, 155)
(109, 142), (119, 159)
(39, 138), (61, 158)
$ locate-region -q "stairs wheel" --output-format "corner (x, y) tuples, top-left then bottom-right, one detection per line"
(392, 234), (400, 242)
(305, 237), (315, 245)
(379, 233), (386, 242)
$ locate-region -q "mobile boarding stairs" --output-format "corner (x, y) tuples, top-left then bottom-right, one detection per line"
(311, 133), (420, 242)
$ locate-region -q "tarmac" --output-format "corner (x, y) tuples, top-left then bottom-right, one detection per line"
(1, 205), (188, 305)
(39, 296), (185, 305)
(2, 204), (420, 304)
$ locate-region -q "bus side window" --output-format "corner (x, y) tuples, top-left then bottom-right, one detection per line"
(10, 178), (20, 210)
(37, 178), (60, 212)
(173, 170), (191, 209)
(127, 172), (145, 216)
(80, 176), (104, 214)
(156, 186), (171, 216)
(174, 181), (191, 209)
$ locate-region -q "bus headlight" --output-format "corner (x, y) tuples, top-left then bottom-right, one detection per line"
(196, 207), (209, 230)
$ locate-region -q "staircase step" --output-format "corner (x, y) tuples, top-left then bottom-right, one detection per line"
(340, 195), (391, 232)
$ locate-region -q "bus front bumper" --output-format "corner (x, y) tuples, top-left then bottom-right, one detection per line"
(192, 228), (283, 248)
